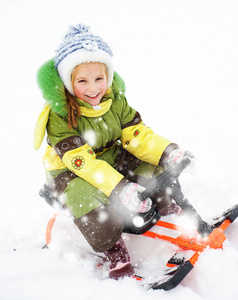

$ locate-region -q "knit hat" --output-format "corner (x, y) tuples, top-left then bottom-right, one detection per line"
(54, 24), (114, 96)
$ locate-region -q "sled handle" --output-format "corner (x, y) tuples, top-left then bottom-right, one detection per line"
(139, 156), (192, 201)
(139, 157), (213, 237)
(169, 185), (213, 236)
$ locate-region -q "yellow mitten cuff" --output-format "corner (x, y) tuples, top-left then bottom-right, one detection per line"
(121, 122), (171, 166)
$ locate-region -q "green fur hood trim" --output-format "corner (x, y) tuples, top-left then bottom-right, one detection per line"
(37, 59), (126, 117)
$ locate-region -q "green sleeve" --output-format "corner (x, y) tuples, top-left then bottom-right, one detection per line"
(120, 97), (137, 128)
(46, 110), (79, 146)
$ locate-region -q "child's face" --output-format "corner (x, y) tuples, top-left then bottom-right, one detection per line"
(73, 63), (108, 106)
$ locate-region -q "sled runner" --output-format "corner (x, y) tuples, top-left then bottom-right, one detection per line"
(40, 158), (238, 290)
(138, 203), (238, 290)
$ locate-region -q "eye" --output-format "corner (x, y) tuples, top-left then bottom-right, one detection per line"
(96, 77), (104, 81)
(78, 79), (86, 83)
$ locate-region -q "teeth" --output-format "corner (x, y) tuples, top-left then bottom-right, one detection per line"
(86, 93), (99, 98)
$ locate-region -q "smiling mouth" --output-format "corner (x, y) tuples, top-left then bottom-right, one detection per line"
(85, 92), (100, 99)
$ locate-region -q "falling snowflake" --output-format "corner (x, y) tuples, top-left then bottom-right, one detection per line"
(93, 171), (104, 184)
(83, 130), (97, 147)
(97, 210), (109, 223)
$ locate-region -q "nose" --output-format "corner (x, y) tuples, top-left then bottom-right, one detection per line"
(87, 82), (98, 93)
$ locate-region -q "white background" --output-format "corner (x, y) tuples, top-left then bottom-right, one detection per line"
(1, 0), (238, 299)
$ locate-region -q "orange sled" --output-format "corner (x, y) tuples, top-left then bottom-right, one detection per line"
(43, 204), (238, 290)
(40, 157), (238, 290)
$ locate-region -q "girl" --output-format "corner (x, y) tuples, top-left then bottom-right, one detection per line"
(34, 23), (192, 280)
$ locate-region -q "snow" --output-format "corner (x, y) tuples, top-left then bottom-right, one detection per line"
(1, 0), (238, 299)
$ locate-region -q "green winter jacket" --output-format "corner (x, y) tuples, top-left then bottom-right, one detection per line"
(35, 59), (172, 199)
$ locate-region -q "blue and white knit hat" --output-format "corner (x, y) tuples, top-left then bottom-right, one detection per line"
(54, 24), (114, 95)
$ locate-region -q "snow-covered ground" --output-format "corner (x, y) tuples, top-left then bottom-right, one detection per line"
(1, 0), (238, 299)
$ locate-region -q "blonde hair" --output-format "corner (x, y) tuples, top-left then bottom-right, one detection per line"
(66, 62), (108, 129)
